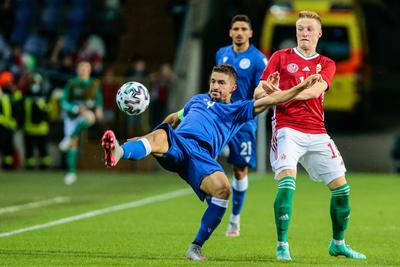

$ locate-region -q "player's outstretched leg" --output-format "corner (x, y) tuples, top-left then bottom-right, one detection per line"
(102, 130), (123, 167)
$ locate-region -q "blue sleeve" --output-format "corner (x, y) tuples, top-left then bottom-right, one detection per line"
(183, 95), (196, 116)
(254, 55), (268, 85)
(234, 100), (255, 124)
(215, 48), (221, 64)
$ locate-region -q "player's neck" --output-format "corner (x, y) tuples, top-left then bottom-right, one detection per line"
(233, 42), (250, 53)
(295, 46), (317, 57)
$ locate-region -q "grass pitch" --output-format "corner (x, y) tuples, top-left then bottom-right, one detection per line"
(0, 170), (399, 266)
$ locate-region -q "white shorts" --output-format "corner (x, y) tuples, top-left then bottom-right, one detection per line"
(63, 117), (83, 137)
(270, 127), (346, 184)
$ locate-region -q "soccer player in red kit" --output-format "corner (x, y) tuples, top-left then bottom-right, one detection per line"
(254, 11), (366, 261)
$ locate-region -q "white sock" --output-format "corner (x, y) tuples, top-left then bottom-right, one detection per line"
(230, 214), (240, 223)
(232, 175), (249, 192)
(277, 241), (289, 247)
(333, 239), (345, 245)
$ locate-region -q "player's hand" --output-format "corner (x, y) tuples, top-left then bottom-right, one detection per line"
(268, 71), (280, 86)
(302, 74), (322, 89)
(263, 72), (281, 94)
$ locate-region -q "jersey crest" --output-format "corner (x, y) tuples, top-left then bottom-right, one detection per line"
(287, 63), (299, 73)
(239, 58), (251, 69)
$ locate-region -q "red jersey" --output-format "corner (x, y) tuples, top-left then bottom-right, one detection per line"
(260, 48), (336, 134)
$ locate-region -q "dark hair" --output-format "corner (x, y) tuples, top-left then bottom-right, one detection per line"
(212, 64), (237, 82)
(231, 14), (252, 29)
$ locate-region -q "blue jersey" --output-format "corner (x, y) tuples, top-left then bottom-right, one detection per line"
(216, 44), (267, 103)
(176, 94), (255, 158)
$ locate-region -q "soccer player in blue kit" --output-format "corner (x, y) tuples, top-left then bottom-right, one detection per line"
(216, 15), (268, 236)
(101, 64), (320, 260)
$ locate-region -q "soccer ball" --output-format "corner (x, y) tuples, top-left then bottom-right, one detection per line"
(116, 81), (150, 115)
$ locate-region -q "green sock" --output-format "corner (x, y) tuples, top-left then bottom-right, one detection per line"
(330, 184), (351, 240)
(66, 149), (77, 173)
(274, 176), (296, 242)
(71, 120), (92, 138)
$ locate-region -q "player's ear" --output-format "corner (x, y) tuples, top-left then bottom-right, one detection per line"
(249, 29), (253, 38)
(231, 83), (237, 93)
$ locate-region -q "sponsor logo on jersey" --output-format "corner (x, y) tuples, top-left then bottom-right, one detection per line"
(223, 56), (228, 63)
(302, 66), (310, 72)
(239, 58), (251, 69)
(206, 101), (215, 109)
(287, 63), (299, 73)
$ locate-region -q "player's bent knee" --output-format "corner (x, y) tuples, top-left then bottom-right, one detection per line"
(276, 169), (297, 180)
(82, 110), (96, 125)
(214, 184), (231, 200)
(328, 176), (347, 189)
(233, 165), (248, 179)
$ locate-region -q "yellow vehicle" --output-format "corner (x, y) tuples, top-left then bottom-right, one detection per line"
(260, 0), (370, 112)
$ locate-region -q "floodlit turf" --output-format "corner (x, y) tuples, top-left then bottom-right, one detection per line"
(0, 170), (399, 266)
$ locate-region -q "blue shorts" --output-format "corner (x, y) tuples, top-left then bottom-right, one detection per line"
(154, 123), (224, 201)
(227, 120), (257, 169)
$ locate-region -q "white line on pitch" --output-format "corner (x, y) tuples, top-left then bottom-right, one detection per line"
(0, 196), (70, 215)
(0, 188), (191, 238)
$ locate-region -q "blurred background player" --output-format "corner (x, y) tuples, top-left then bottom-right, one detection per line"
(215, 14), (267, 236)
(22, 72), (51, 169)
(0, 71), (22, 170)
(101, 64), (318, 261)
(255, 10), (366, 261)
(59, 61), (103, 185)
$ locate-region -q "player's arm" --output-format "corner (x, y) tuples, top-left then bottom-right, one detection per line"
(253, 74), (321, 115)
(60, 82), (79, 115)
(254, 71), (280, 100)
(95, 84), (104, 121)
(162, 109), (184, 128)
(293, 79), (328, 100)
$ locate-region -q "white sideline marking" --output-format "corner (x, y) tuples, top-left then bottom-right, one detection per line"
(0, 188), (191, 238)
(0, 196), (70, 215)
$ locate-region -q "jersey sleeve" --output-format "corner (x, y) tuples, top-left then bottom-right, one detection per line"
(215, 48), (222, 64)
(183, 95), (197, 116)
(260, 51), (280, 81)
(233, 100), (255, 124)
(255, 55), (268, 83)
(320, 58), (336, 88)
(60, 80), (79, 114)
(95, 81), (103, 108)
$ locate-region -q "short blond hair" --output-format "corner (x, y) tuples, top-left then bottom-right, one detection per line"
(298, 11), (321, 25)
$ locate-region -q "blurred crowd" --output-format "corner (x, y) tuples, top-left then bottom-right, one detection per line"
(0, 0), (177, 171)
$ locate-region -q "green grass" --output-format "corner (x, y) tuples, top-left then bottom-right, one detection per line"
(0, 171), (399, 266)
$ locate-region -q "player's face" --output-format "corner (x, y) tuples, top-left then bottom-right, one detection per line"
(77, 62), (91, 80)
(296, 18), (322, 51)
(209, 72), (236, 103)
(229, 21), (253, 47)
